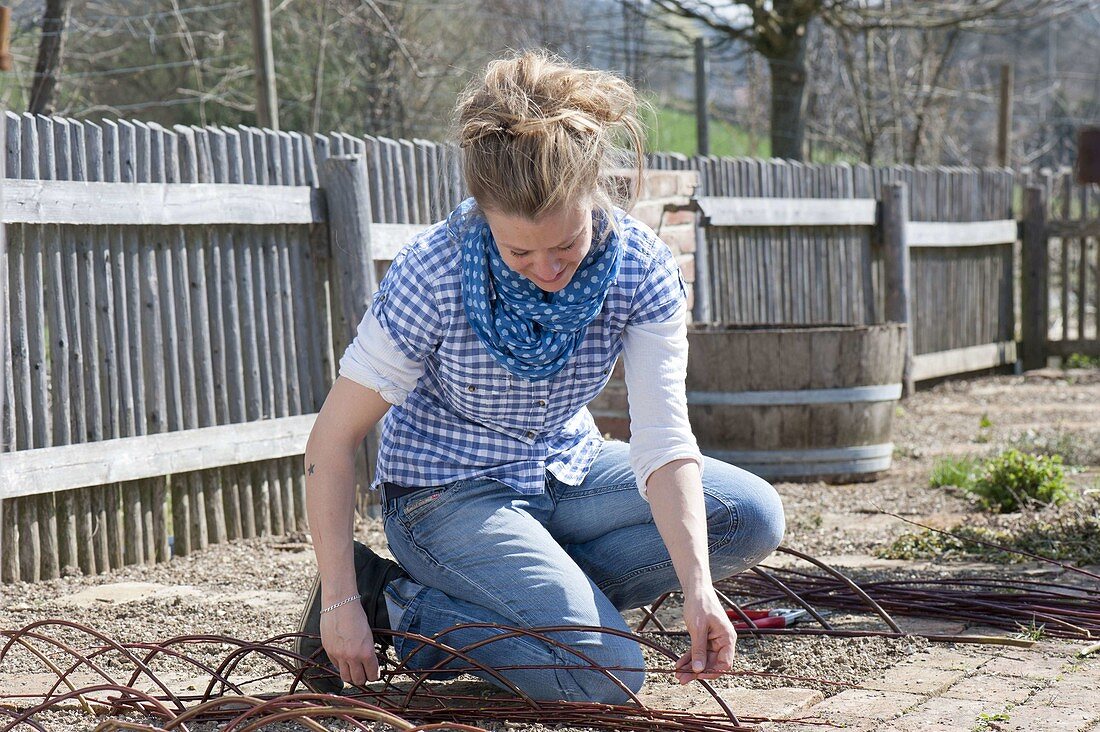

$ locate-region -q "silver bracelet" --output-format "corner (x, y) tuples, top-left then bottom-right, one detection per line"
(320, 593), (363, 614)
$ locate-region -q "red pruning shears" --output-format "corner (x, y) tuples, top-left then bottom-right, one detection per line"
(726, 608), (812, 629)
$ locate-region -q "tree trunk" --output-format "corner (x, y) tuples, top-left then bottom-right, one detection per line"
(766, 38), (808, 160)
(28, 0), (72, 115)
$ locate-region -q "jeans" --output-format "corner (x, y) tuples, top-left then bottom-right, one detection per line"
(380, 440), (785, 704)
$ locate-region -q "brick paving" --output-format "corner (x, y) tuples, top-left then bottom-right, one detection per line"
(755, 638), (1100, 732)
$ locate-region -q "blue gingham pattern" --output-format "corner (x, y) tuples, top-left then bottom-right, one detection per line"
(369, 205), (686, 496)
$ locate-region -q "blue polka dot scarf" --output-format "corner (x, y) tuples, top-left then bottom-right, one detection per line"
(451, 198), (623, 381)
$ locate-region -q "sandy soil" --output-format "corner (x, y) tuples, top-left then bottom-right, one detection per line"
(2, 371), (1097, 730)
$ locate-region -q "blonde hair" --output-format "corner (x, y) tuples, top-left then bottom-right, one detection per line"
(456, 50), (645, 224)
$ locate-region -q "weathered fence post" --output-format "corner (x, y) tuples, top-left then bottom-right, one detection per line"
(0, 110), (11, 582)
(691, 209), (712, 323)
(319, 154), (378, 503)
(1020, 186), (1049, 370)
(882, 182), (914, 396)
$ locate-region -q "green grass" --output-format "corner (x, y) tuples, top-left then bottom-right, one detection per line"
(639, 96), (859, 162)
(641, 100), (769, 158)
(929, 456), (980, 489)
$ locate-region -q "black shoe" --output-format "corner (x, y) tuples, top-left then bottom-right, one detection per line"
(294, 541), (408, 694)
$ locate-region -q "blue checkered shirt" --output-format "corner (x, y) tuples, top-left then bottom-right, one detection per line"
(364, 209), (686, 496)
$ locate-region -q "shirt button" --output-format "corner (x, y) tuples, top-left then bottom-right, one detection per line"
(467, 385), (476, 392)
(526, 430), (536, 438)
(537, 399), (547, 407)
(602, 368), (610, 375)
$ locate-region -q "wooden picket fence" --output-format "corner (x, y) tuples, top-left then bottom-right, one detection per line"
(2, 112), (1077, 585)
(647, 155), (1018, 383)
(1018, 167), (1100, 365)
(0, 113), (463, 583)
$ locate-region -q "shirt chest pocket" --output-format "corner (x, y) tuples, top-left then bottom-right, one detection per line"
(570, 352), (619, 408)
(437, 358), (513, 416)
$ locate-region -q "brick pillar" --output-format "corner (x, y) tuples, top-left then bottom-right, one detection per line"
(609, 168), (700, 320)
(594, 168), (700, 439)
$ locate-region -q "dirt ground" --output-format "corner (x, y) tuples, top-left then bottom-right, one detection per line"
(2, 371), (1098, 731)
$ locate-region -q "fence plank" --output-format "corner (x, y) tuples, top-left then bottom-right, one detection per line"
(278, 131), (306, 529)
(1, 114), (19, 582)
(240, 126), (272, 537)
(265, 130), (291, 536)
(320, 155), (378, 498)
(139, 123), (172, 563)
(223, 127), (257, 539)
(24, 117), (64, 581)
(28, 226), (57, 579)
(205, 125), (243, 543)
(171, 125), (204, 554)
(191, 127), (228, 548)
(4, 116), (24, 581)
(912, 341), (1017, 381)
(87, 119), (125, 572)
(67, 118), (99, 575)
(9, 216), (40, 582)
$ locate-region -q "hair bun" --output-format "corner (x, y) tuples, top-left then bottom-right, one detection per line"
(456, 50), (644, 220)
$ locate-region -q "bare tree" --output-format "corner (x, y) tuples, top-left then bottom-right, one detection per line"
(637, 0), (825, 160)
(630, 0), (1089, 161)
(28, 0), (72, 114)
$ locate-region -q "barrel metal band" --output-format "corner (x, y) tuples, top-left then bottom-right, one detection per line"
(704, 443), (894, 478)
(687, 383), (902, 407)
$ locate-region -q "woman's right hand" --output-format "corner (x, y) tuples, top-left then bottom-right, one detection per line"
(319, 601), (381, 685)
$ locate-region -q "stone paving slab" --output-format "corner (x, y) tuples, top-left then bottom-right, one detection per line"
(862, 663), (969, 696)
(718, 686), (825, 720)
(0, 671), (102, 696)
(639, 684), (824, 719)
(940, 673), (1040, 705)
(802, 688), (924, 722)
(979, 652), (1071, 680)
(1032, 640), (1100, 658)
(882, 696), (1001, 732)
(912, 648), (990, 673)
(1026, 672), (1100, 709)
(990, 703), (1100, 732)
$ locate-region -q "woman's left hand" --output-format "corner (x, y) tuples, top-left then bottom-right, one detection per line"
(673, 588), (737, 684)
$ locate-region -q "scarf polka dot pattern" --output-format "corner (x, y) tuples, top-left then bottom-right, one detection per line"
(452, 198), (623, 381)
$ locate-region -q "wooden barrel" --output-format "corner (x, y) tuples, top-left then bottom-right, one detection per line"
(685, 323), (907, 482)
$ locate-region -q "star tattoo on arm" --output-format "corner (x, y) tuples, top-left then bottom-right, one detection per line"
(308, 463), (316, 476)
